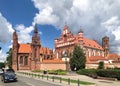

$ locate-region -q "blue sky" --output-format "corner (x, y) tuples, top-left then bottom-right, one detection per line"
(0, 0), (61, 48)
(0, 0), (120, 62)
(0, 0), (37, 26)
(0, 0), (61, 61)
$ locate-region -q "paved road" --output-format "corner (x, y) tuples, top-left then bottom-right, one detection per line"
(0, 75), (61, 86)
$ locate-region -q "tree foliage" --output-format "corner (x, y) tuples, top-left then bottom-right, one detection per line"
(0, 62), (5, 68)
(70, 45), (86, 71)
(6, 48), (12, 68)
(98, 61), (104, 69)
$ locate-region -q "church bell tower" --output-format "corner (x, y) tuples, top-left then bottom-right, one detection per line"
(31, 25), (41, 70)
(12, 30), (19, 71)
(102, 36), (109, 57)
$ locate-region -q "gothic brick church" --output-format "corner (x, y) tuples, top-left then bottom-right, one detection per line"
(12, 25), (120, 71)
(12, 26), (54, 71)
(54, 25), (109, 60)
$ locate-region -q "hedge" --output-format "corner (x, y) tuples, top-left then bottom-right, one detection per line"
(77, 69), (97, 76)
(96, 69), (120, 80)
(77, 69), (120, 80)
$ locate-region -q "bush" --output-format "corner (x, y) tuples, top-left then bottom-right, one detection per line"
(96, 69), (120, 80)
(77, 69), (97, 76)
(48, 69), (67, 75)
(77, 69), (120, 80)
(98, 61), (104, 69)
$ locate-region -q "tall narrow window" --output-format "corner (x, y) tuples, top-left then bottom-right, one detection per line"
(20, 56), (23, 64)
(24, 56), (28, 66)
(56, 52), (59, 59)
(88, 49), (91, 57)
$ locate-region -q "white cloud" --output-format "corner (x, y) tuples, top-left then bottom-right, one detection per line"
(32, 0), (120, 55)
(0, 13), (14, 43)
(0, 50), (6, 62)
(112, 28), (120, 41)
(0, 12), (14, 62)
(15, 24), (42, 43)
(34, 7), (59, 25)
(15, 24), (34, 43)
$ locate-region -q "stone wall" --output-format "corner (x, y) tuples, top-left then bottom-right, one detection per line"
(86, 63), (120, 69)
(41, 62), (66, 70)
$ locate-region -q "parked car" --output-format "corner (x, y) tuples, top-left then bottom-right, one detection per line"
(1, 68), (17, 83)
(0, 69), (3, 75)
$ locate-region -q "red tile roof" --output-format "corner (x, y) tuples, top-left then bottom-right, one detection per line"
(88, 56), (108, 61)
(18, 44), (52, 54)
(107, 53), (120, 59)
(83, 38), (103, 50)
(18, 44), (31, 53)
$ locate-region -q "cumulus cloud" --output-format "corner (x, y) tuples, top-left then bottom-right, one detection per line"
(34, 7), (59, 25)
(15, 24), (34, 43)
(0, 13), (14, 43)
(0, 50), (6, 62)
(0, 13), (14, 62)
(32, 0), (120, 55)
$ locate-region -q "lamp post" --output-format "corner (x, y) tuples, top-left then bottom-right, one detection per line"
(63, 51), (68, 72)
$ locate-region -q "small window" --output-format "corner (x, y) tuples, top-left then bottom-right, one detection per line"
(24, 56), (28, 66)
(20, 56), (23, 64)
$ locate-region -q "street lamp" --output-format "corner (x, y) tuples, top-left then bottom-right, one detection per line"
(63, 51), (68, 71)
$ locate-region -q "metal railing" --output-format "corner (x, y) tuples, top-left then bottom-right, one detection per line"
(18, 72), (81, 86)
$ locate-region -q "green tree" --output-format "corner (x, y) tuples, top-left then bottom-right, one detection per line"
(6, 48), (12, 68)
(98, 61), (104, 69)
(0, 62), (5, 68)
(70, 45), (86, 71)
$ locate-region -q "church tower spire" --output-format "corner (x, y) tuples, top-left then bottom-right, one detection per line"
(102, 36), (109, 57)
(34, 24), (38, 35)
(31, 25), (41, 70)
(12, 30), (19, 71)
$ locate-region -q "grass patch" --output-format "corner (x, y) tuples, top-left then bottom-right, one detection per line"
(32, 70), (44, 73)
(32, 69), (67, 75)
(48, 69), (67, 75)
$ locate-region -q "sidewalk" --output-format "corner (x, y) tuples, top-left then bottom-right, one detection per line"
(17, 70), (120, 86)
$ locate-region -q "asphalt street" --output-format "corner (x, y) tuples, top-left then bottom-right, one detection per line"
(0, 75), (61, 86)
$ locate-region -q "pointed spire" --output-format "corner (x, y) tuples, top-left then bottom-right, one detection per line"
(34, 24), (38, 34)
(13, 30), (18, 40)
(78, 26), (83, 33)
(78, 29), (83, 33)
(78, 27), (84, 38)
(64, 24), (69, 30)
(13, 30), (17, 36)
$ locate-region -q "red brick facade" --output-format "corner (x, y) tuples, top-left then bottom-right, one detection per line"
(12, 26), (54, 71)
(54, 25), (106, 60)
(12, 25), (119, 71)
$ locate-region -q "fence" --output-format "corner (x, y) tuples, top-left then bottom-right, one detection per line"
(18, 72), (80, 86)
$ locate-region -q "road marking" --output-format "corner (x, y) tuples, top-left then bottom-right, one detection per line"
(26, 82), (35, 86)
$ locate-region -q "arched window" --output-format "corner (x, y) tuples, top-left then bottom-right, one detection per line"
(20, 56), (23, 64)
(24, 56), (28, 66)
(98, 51), (100, 56)
(88, 49), (91, 57)
(93, 50), (95, 56)
(56, 52), (59, 59)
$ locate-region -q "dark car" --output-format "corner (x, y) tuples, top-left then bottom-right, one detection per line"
(1, 69), (17, 83)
